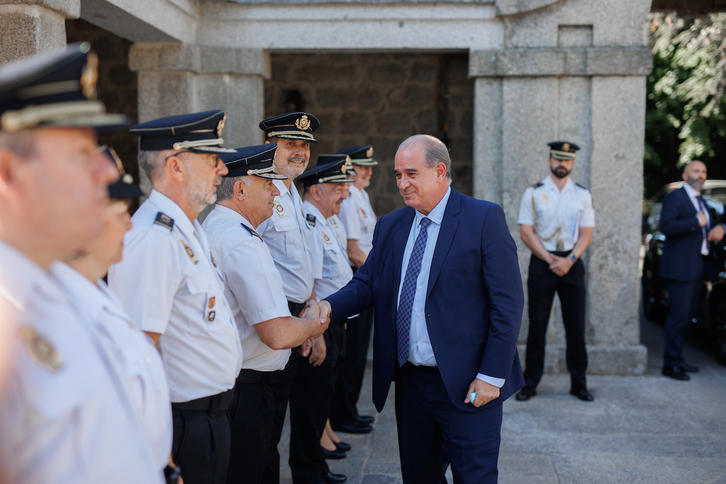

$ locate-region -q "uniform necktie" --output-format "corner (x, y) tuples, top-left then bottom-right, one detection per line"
(396, 217), (432, 367)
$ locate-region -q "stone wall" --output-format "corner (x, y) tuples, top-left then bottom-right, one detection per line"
(264, 53), (474, 216)
(66, 18), (140, 201)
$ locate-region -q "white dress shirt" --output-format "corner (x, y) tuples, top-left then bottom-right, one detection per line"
(108, 190), (242, 403)
(517, 176), (595, 251)
(51, 262), (173, 473)
(396, 187), (504, 388)
(0, 241), (161, 484)
(682, 183), (710, 256)
(202, 205), (292, 372)
(304, 201), (354, 301)
(257, 180), (315, 304)
(339, 185), (377, 257)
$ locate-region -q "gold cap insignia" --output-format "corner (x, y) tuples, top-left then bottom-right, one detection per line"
(274, 200), (285, 217)
(80, 52), (99, 100)
(216, 115), (226, 137)
(562, 143), (570, 151)
(322, 232), (331, 245)
(295, 115), (311, 131)
(18, 326), (62, 371)
(180, 239), (198, 264)
(366, 147), (374, 158)
(341, 156), (352, 174)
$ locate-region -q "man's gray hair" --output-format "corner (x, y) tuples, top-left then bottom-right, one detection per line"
(397, 134), (452, 182)
(138, 150), (165, 183)
(216, 175), (253, 201)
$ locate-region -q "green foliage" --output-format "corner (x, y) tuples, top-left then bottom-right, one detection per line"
(645, 13), (726, 198)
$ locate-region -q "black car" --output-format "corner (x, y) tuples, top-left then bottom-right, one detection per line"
(641, 181), (726, 365)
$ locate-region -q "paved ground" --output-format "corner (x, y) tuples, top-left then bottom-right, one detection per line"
(278, 313), (726, 484)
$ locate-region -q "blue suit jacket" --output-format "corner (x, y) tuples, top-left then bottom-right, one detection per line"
(325, 188), (525, 412)
(659, 187), (717, 282)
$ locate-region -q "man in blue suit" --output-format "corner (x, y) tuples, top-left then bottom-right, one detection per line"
(319, 135), (524, 483)
(659, 160), (725, 380)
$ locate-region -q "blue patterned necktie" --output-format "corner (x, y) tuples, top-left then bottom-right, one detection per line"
(396, 217), (432, 367)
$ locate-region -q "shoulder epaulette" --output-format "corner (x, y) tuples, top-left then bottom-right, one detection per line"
(240, 223), (263, 241)
(154, 212), (174, 231)
(306, 214), (316, 227)
(575, 183), (588, 190)
(532, 182), (544, 189)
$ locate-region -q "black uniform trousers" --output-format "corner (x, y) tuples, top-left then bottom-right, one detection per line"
(663, 257), (705, 370)
(262, 301), (306, 484)
(227, 369), (281, 484)
(171, 388), (235, 484)
(289, 322), (345, 484)
(330, 306), (373, 427)
(523, 253), (588, 391)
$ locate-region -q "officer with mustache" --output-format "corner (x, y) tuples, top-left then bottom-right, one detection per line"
(516, 141), (595, 402)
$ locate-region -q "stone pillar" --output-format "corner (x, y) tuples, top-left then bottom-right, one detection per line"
(129, 43), (270, 194)
(470, 46), (651, 375)
(0, 1), (79, 64)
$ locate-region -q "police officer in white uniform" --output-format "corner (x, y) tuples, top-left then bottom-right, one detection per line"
(516, 141), (595, 402)
(291, 154), (356, 484)
(0, 44), (161, 484)
(202, 144), (330, 484)
(51, 149), (174, 480)
(256, 112), (321, 484)
(331, 145), (379, 434)
(108, 110), (243, 484)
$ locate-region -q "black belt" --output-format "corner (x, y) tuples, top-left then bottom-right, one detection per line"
(403, 362), (439, 373)
(236, 368), (280, 384)
(288, 300), (307, 317)
(171, 388), (234, 413)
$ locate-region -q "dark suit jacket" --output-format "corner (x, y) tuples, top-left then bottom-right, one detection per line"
(325, 188), (525, 412)
(659, 187), (717, 282)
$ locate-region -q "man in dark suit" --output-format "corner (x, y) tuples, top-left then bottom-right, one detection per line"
(659, 160), (725, 380)
(319, 135), (524, 483)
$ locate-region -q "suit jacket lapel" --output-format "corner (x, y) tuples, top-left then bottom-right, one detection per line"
(426, 189), (461, 299)
(679, 187), (697, 216)
(390, 209), (415, 316)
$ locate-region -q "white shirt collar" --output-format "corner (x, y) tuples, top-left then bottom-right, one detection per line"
(415, 186), (452, 226)
(50, 262), (106, 320)
(303, 200), (329, 228)
(213, 204), (253, 228)
(147, 189), (197, 239)
(683, 182), (700, 198)
(0, 239), (64, 312)
(543, 175), (574, 192)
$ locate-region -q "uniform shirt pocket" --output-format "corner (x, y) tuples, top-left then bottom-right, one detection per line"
(272, 215), (299, 260)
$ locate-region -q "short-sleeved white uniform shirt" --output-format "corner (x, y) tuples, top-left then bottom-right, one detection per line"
(517, 176), (595, 252)
(339, 185), (377, 257)
(108, 190), (242, 403)
(202, 205), (292, 372)
(256, 180), (315, 304)
(0, 241), (162, 484)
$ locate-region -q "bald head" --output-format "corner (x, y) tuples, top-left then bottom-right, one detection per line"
(683, 160), (707, 192)
(397, 135), (452, 182)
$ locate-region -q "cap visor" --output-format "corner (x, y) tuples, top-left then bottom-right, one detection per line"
(255, 171), (287, 180)
(108, 182), (144, 199)
(44, 113), (132, 133)
(352, 160), (378, 166)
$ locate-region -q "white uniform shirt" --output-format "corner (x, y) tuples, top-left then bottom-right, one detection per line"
(339, 185), (377, 257)
(202, 205), (292, 372)
(0, 241), (161, 484)
(329, 214), (348, 252)
(51, 262), (173, 472)
(257, 180), (315, 304)
(108, 190), (242, 403)
(303, 201), (354, 301)
(517, 176), (595, 251)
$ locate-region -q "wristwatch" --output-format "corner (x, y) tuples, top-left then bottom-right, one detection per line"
(164, 464), (182, 484)
(569, 253), (578, 262)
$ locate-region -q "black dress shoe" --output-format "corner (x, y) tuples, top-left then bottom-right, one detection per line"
(332, 421), (373, 434)
(570, 388), (594, 401)
(334, 441), (351, 452)
(324, 472), (347, 484)
(662, 366), (690, 380)
(320, 446), (346, 460)
(515, 387), (536, 401)
(356, 415), (374, 425)
(681, 362), (699, 373)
